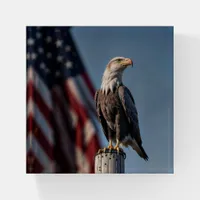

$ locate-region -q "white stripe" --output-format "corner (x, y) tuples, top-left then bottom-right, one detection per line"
(69, 108), (78, 128)
(27, 67), (52, 110)
(84, 119), (95, 145)
(27, 99), (54, 145)
(66, 75), (95, 110)
(27, 98), (34, 116)
(27, 66), (34, 81)
(27, 134), (55, 172)
(76, 147), (90, 173)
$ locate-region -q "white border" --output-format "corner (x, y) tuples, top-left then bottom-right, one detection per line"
(0, 0), (200, 200)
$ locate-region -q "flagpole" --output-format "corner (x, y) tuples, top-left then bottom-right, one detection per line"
(94, 149), (126, 173)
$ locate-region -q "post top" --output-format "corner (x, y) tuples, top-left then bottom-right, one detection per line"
(95, 149), (126, 159)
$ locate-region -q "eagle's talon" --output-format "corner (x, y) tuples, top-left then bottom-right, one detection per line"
(107, 144), (114, 153)
(114, 146), (120, 154)
(97, 146), (114, 154)
(107, 145), (114, 150)
(114, 146), (124, 154)
(107, 145), (114, 149)
(106, 140), (114, 153)
(114, 139), (122, 154)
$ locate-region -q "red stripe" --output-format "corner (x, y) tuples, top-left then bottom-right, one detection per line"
(27, 113), (36, 137)
(27, 79), (34, 133)
(75, 121), (83, 149)
(64, 82), (89, 122)
(27, 80), (34, 101)
(85, 135), (100, 173)
(82, 72), (95, 97)
(27, 81), (34, 101)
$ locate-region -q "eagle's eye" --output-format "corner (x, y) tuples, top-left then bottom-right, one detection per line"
(116, 59), (122, 62)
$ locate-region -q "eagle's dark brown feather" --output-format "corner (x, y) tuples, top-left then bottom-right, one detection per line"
(118, 86), (142, 145)
(94, 90), (115, 141)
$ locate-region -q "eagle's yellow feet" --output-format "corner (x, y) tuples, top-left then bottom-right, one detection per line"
(113, 139), (123, 154)
(107, 144), (114, 152)
(103, 147), (107, 152)
(97, 147), (108, 154)
(114, 146), (124, 154)
(97, 145), (114, 154)
(107, 144), (113, 149)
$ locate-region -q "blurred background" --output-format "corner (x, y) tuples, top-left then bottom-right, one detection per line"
(27, 26), (173, 173)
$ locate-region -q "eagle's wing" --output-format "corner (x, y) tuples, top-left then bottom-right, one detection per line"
(118, 86), (149, 161)
(118, 85), (142, 145)
(94, 90), (109, 141)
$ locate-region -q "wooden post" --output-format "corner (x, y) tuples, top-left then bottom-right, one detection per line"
(94, 149), (126, 173)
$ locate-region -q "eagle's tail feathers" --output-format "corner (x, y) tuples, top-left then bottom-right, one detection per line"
(130, 140), (149, 161)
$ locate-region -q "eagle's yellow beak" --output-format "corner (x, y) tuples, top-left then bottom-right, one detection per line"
(122, 58), (133, 67)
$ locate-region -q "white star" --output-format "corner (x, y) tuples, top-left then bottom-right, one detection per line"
(65, 45), (71, 52)
(46, 36), (52, 43)
(31, 53), (37, 60)
(55, 29), (60, 32)
(38, 47), (44, 54)
(56, 39), (63, 48)
(65, 61), (73, 69)
(27, 38), (34, 46)
(36, 32), (41, 39)
(45, 68), (50, 73)
(57, 55), (63, 62)
(55, 71), (60, 77)
(40, 62), (46, 69)
(46, 52), (52, 59)
(40, 63), (50, 73)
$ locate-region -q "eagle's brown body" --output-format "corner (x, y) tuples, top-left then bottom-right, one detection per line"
(95, 56), (148, 161)
(95, 86), (128, 142)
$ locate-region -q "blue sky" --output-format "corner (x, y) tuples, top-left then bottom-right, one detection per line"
(71, 27), (173, 173)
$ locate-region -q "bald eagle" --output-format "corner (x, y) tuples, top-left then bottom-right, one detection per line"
(95, 57), (148, 161)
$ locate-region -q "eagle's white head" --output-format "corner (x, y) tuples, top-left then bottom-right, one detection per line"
(101, 56), (133, 94)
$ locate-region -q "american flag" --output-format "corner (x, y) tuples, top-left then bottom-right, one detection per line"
(26, 27), (101, 173)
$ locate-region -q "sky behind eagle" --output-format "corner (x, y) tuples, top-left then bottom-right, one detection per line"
(71, 27), (173, 173)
